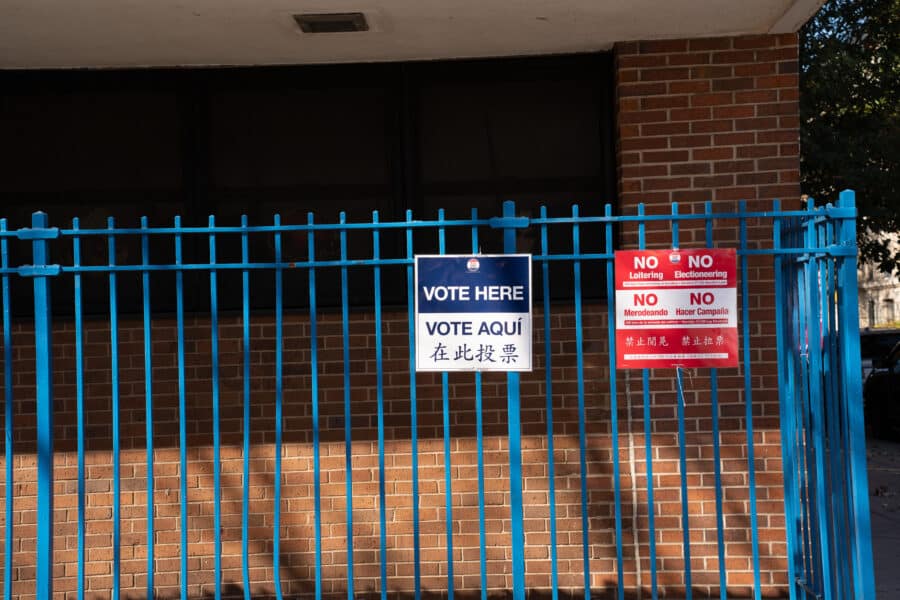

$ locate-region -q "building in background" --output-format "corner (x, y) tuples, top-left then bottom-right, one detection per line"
(860, 233), (900, 328)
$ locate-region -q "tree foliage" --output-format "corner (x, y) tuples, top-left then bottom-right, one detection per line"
(801, 0), (900, 272)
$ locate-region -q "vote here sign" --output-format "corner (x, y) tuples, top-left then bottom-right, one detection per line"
(415, 254), (532, 372)
(614, 249), (738, 369)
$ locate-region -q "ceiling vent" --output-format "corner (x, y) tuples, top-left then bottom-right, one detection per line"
(293, 12), (369, 33)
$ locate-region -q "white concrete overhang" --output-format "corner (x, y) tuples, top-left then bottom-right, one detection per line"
(0, 0), (823, 69)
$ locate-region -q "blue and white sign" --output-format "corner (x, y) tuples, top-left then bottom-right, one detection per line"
(415, 254), (532, 372)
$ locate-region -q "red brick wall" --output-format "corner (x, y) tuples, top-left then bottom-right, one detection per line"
(616, 35), (799, 211)
(613, 32), (800, 597)
(5, 308), (630, 600)
(0, 33), (799, 600)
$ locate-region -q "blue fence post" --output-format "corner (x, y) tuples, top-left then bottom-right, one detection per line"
(772, 200), (800, 600)
(2, 218), (14, 600)
(31, 211), (54, 600)
(835, 190), (876, 599)
(501, 200), (526, 600)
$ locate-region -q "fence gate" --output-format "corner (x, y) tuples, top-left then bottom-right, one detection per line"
(0, 191), (875, 599)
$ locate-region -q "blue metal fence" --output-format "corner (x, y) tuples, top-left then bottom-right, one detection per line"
(0, 192), (876, 599)
(774, 190), (876, 600)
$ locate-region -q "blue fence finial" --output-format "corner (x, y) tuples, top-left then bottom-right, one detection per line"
(31, 211), (48, 227)
(839, 189), (856, 209)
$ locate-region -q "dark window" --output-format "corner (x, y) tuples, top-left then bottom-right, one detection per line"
(0, 54), (615, 317)
(414, 56), (614, 300)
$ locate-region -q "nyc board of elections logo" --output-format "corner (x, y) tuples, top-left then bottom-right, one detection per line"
(415, 254), (532, 372)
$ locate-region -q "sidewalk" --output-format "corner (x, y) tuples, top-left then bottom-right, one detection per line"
(868, 439), (900, 598)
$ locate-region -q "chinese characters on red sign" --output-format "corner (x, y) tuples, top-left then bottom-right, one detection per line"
(614, 249), (738, 369)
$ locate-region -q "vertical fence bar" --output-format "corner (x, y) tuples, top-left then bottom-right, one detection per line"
(670, 203), (692, 600)
(806, 203), (833, 600)
(703, 202), (726, 600)
(787, 218), (803, 594)
(175, 216), (189, 600)
(833, 213), (853, 599)
(806, 215), (822, 596)
(675, 368), (692, 600)
(273, 214), (285, 600)
(573, 204), (591, 599)
(373, 211), (389, 600)
(788, 216), (811, 600)
(787, 220), (803, 595)
(472, 209), (489, 600)
(772, 200), (799, 600)
(502, 200), (526, 600)
(339, 211), (355, 600)
(1, 220), (13, 600)
(824, 214), (853, 598)
(738, 201), (763, 600)
(108, 216), (121, 600)
(241, 215), (252, 600)
(539, 206), (559, 600)
(834, 211), (852, 584)
(33, 212), (54, 600)
(437, 208), (455, 600)
(475, 368), (486, 596)
(827, 213), (852, 600)
(308, 213), (324, 600)
(790, 225), (809, 600)
(818, 257), (832, 593)
(802, 205), (823, 595)
(795, 222), (816, 596)
(637, 203), (658, 600)
(140, 216), (155, 597)
(209, 215), (223, 600)
(72, 223), (86, 600)
(835, 189), (876, 599)
(404, 210), (422, 600)
(603, 202), (625, 600)
(821, 214), (847, 599)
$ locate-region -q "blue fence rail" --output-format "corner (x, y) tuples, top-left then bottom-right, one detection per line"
(0, 192), (875, 599)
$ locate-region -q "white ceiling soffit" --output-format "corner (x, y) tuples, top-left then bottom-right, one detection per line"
(0, 0), (824, 69)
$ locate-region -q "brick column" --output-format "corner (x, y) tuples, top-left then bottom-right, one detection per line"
(612, 33), (799, 597)
(616, 34), (799, 214)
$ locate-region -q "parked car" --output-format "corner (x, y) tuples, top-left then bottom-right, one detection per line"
(864, 341), (900, 440)
(860, 328), (900, 380)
